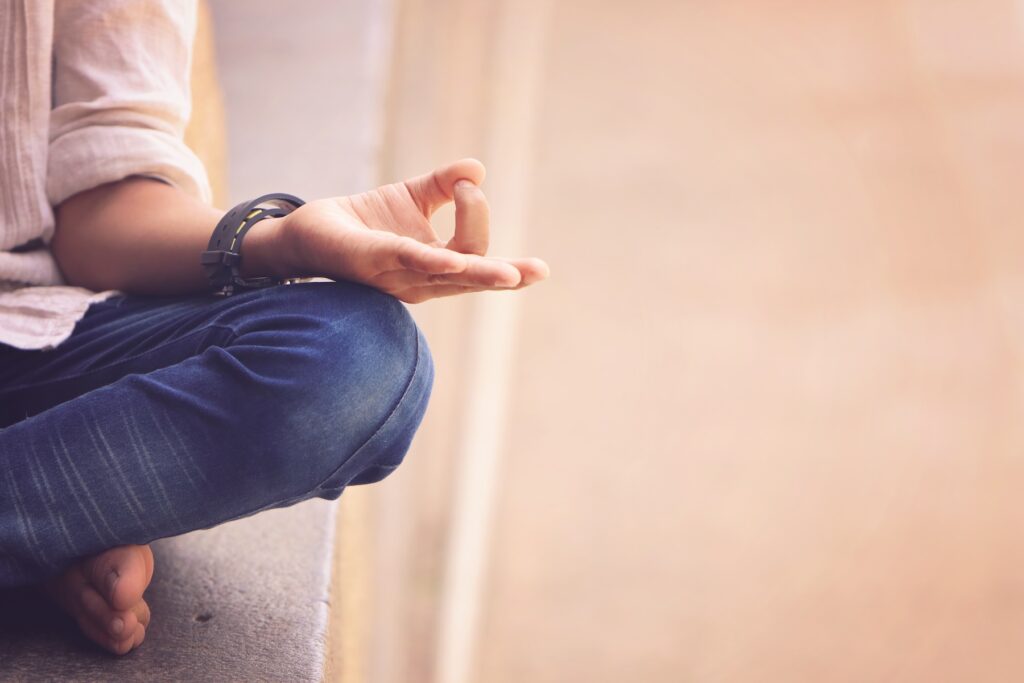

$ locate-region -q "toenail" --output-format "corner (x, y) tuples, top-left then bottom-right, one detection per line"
(105, 570), (119, 597)
(111, 617), (124, 635)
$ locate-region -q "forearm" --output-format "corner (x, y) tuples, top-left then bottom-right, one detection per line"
(52, 177), (285, 295)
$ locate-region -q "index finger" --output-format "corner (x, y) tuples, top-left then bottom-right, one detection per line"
(446, 179), (490, 256)
(403, 158), (487, 215)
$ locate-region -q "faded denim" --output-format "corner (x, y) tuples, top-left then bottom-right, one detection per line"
(0, 281), (433, 587)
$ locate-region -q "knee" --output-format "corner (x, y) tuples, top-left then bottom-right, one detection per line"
(236, 282), (434, 494)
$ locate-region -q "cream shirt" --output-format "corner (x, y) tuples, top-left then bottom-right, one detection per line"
(0, 0), (210, 350)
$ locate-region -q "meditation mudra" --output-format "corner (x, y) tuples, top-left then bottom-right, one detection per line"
(0, 1), (547, 654)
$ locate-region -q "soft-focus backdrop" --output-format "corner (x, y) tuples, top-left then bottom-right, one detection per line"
(211, 1), (1024, 682)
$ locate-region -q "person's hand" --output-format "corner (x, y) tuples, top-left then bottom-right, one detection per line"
(262, 158), (549, 303)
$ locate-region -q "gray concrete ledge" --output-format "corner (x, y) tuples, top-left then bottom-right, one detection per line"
(0, 499), (337, 682)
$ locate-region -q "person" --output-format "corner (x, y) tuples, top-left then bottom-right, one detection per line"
(0, 1), (548, 655)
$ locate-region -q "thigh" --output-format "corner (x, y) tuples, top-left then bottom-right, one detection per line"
(0, 288), (262, 428)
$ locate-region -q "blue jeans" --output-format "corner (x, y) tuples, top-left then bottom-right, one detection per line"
(0, 281), (433, 588)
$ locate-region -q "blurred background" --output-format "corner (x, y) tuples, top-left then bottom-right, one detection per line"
(205, 1), (1024, 681)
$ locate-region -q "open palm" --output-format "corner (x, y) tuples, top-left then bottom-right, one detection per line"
(281, 159), (548, 303)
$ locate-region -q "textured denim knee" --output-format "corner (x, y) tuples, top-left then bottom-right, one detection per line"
(215, 281), (435, 499)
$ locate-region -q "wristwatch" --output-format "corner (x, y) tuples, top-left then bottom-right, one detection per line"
(200, 193), (305, 296)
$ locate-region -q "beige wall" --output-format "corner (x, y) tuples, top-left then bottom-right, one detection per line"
(374, 1), (1024, 682)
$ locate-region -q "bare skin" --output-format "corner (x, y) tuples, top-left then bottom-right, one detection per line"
(41, 545), (153, 655)
(41, 158), (548, 654)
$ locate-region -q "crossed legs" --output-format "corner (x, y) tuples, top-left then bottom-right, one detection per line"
(0, 281), (433, 653)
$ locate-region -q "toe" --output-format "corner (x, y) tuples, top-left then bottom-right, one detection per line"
(106, 618), (143, 656)
(79, 583), (139, 640)
(109, 630), (138, 656)
(132, 623), (147, 650)
(132, 599), (152, 629)
(74, 609), (137, 656)
(83, 545), (152, 612)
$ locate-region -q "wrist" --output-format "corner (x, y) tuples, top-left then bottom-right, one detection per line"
(237, 216), (290, 279)
(203, 193), (305, 293)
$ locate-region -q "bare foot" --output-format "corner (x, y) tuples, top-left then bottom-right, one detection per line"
(41, 544), (154, 655)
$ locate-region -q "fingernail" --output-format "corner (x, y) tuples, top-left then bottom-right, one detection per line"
(454, 179), (475, 190)
(111, 617), (124, 635)
(106, 570), (119, 597)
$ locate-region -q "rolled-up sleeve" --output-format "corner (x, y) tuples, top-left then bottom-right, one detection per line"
(47, 0), (211, 206)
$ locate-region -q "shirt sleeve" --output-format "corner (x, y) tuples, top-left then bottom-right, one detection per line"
(46, 0), (212, 207)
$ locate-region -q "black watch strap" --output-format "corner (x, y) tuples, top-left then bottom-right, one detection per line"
(201, 193), (305, 296)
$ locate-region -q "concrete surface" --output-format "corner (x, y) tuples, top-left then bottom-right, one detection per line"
(209, 0), (394, 204)
(0, 501), (336, 682)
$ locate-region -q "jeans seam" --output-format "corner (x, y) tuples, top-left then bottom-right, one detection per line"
(314, 327), (424, 491)
(0, 324), (239, 395)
